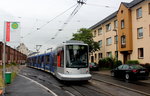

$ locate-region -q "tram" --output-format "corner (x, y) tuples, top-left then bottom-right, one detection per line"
(27, 40), (92, 81)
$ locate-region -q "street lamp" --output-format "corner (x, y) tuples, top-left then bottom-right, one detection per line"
(113, 29), (118, 61)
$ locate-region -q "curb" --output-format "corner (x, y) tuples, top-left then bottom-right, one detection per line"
(92, 78), (150, 96)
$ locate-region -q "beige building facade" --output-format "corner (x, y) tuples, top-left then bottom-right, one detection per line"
(90, 0), (150, 64)
(130, 0), (150, 64)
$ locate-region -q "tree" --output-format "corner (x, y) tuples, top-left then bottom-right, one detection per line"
(71, 28), (100, 53)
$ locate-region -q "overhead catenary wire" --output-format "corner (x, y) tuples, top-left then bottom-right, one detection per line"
(51, 0), (87, 39)
(43, 0), (87, 46)
(86, 3), (117, 8)
(22, 3), (78, 39)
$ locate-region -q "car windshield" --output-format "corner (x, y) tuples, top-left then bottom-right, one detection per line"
(130, 65), (144, 69)
(66, 45), (88, 68)
(90, 63), (96, 66)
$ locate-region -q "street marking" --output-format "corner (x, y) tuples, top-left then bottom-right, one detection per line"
(92, 78), (150, 96)
(19, 74), (58, 96)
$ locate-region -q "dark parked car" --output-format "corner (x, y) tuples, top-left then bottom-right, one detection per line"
(89, 62), (99, 71)
(111, 64), (149, 80)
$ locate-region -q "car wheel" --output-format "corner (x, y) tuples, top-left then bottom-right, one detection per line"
(111, 72), (115, 77)
(125, 73), (130, 80)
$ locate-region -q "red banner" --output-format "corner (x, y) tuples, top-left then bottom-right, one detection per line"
(6, 22), (10, 42)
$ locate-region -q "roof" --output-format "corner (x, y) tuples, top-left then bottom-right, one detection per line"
(89, 11), (118, 30)
(89, 0), (145, 30)
(122, 0), (145, 8)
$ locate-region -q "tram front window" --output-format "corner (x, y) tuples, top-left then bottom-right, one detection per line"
(66, 45), (88, 68)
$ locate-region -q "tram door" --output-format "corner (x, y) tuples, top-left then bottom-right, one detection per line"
(57, 54), (61, 67)
(57, 47), (64, 73)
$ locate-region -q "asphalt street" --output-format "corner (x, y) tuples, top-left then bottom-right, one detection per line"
(4, 67), (150, 96)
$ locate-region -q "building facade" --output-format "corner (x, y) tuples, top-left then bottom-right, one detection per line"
(16, 43), (29, 56)
(90, 0), (150, 64)
(0, 42), (27, 65)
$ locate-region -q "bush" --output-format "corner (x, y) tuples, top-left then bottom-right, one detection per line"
(143, 63), (150, 72)
(126, 60), (139, 64)
(10, 62), (17, 66)
(98, 57), (117, 69)
(114, 60), (122, 68)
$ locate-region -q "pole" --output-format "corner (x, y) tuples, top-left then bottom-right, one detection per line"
(116, 31), (118, 61)
(2, 21), (6, 94)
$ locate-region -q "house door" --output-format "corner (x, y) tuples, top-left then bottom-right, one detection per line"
(91, 56), (94, 62)
(123, 52), (130, 64)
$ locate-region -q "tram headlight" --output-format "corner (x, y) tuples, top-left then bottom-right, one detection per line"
(66, 71), (69, 74)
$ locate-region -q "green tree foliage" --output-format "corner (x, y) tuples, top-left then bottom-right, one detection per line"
(71, 28), (100, 52)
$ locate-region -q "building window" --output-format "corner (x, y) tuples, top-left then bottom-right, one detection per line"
(106, 23), (111, 31)
(107, 52), (112, 57)
(98, 28), (102, 35)
(121, 35), (126, 48)
(106, 37), (112, 46)
(114, 20), (118, 28)
(98, 53), (103, 59)
(91, 56), (94, 62)
(137, 27), (143, 39)
(137, 7), (142, 18)
(115, 51), (118, 58)
(121, 20), (125, 29)
(121, 10), (123, 14)
(138, 48), (144, 59)
(114, 35), (118, 44)
(95, 53), (97, 60)
(99, 40), (102, 48)
(94, 30), (96, 37)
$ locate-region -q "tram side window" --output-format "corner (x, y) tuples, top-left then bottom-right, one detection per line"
(38, 57), (41, 64)
(54, 53), (57, 66)
(45, 55), (50, 64)
(41, 56), (44, 65)
(33, 58), (36, 64)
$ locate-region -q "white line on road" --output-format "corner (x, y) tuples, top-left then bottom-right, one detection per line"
(19, 74), (58, 96)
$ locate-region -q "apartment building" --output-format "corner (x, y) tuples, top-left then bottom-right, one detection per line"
(89, 0), (150, 64)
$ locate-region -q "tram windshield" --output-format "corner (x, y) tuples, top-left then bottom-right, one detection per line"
(66, 45), (88, 68)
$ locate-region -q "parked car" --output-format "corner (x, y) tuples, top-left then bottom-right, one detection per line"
(89, 62), (99, 71)
(111, 64), (149, 80)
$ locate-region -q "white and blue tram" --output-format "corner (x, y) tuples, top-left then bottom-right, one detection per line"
(27, 40), (92, 81)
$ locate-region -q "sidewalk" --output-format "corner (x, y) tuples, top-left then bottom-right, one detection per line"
(93, 70), (111, 76)
(93, 70), (150, 84)
(4, 75), (54, 96)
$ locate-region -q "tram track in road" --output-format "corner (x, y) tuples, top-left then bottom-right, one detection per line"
(25, 73), (110, 96)
(20, 67), (114, 96)
(91, 78), (150, 96)
(59, 82), (111, 96)
(21, 67), (150, 96)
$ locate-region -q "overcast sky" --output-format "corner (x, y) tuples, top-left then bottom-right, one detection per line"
(0, 0), (133, 53)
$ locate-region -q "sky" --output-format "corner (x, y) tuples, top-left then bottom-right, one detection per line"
(0, 0), (133, 53)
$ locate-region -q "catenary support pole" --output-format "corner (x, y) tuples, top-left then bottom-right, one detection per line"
(2, 21), (6, 94)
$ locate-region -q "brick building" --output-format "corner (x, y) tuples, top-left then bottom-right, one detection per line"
(0, 42), (27, 65)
